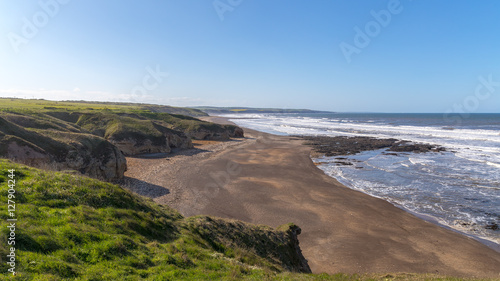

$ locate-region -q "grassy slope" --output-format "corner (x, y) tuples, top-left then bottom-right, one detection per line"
(0, 98), (207, 117)
(0, 160), (490, 281)
(0, 99), (240, 143)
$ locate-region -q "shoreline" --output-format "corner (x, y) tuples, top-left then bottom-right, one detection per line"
(123, 116), (500, 278)
(311, 157), (500, 253)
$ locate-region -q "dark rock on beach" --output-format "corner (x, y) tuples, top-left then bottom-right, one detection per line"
(300, 136), (446, 157)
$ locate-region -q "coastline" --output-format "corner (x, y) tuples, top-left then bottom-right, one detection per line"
(313, 158), (500, 253)
(123, 116), (500, 278)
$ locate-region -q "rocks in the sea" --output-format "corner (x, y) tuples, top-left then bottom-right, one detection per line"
(300, 136), (446, 157)
(485, 222), (499, 230)
(389, 141), (446, 153)
(453, 220), (479, 232)
(334, 161), (353, 166)
(454, 220), (499, 231)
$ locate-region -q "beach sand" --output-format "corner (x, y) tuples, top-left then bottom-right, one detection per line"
(124, 116), (500, 278)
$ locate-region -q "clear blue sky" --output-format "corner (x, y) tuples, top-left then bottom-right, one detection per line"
(1, 0), (499, 113)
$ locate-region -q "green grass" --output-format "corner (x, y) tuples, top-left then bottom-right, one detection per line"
(0, 160), (492, 281)
(0, 98), (207, 117)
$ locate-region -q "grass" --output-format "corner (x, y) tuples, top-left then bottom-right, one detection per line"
(0, 98), (207, 117)
(0, 99), (239, 144)
(0, 160), (493, 281)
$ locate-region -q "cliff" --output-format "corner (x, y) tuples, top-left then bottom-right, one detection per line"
(0, 113), (126, 181)
(0, 100), (244, 181)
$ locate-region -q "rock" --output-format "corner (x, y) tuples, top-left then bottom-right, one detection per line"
(334, 161), (353, 166)
(300, 136), (445, 157)
(109, 137), (171, 156)
(166, 133), (192, 149)
(280, 223), (312, 273)
(109, 130), (194, 156)
(65, 138), (127, 181)
(231, 126), (244, 138)
(485, 223), (499, 230)
(185, 125), (244, 140)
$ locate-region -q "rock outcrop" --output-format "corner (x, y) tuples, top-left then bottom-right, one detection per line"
(185, 124), (244, 140)
(302, 136), (445, 157)
(63, 134), (127, 181)
(185, 216), (311, 273)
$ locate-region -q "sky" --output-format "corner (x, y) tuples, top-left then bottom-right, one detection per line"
(1, 0), (499, 113)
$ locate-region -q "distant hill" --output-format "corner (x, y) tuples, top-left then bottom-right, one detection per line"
(191, 106), (333, 115)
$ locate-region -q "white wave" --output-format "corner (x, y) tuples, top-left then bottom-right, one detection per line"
(486, 161), (500, 169)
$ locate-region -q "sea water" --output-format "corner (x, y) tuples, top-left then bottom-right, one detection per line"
(223, 113), (500, 246)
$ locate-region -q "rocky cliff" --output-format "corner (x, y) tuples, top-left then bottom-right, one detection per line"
(0, 107), (244, 181)
(186, 216), (311, 273)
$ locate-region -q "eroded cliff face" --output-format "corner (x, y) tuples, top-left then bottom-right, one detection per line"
(108, 138), (172, 156)
(108, 131), (194, 156)
(64, 137), (127, 181)
(185, 217), (311, 273)
(2, 133), (127, 181)
(185, 125), (244, 140)
(6, 140), (51, 166)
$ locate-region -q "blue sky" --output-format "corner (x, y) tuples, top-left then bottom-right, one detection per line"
(1, 0), (499, 113)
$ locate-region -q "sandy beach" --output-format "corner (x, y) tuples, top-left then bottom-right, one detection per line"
(124, 117), (500, 279)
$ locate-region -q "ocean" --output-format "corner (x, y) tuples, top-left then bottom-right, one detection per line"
(222, 113), (500, 247)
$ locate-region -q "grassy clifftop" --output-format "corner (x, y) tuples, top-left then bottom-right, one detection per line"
(0, 99), (208, 117)
(0, 160), (310, 280)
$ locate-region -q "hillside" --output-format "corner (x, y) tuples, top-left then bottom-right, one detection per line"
(0, 99), (242, 181)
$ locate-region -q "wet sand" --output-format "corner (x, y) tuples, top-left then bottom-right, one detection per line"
(124, 116), (500, 279)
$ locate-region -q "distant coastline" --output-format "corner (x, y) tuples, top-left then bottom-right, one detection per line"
(191, 106), (333, 115)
